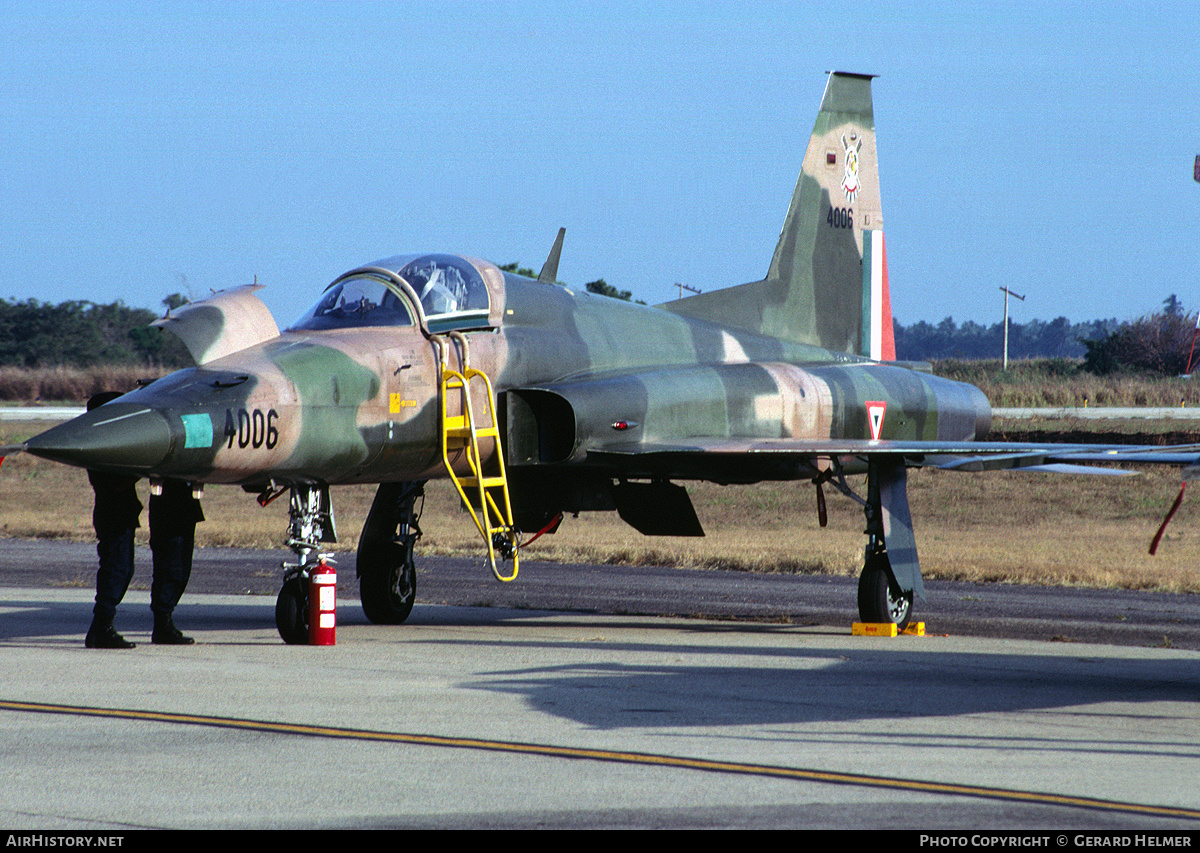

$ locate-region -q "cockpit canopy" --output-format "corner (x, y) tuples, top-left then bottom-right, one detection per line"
(289, 253), (492, 332)
(290, 271), (413, 331)
(396, 254), (490, 318)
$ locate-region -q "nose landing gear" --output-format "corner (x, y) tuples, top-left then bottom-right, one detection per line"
(273, 484), (337, 644)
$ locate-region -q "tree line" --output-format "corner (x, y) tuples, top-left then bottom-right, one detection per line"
(897, 295), (1200, 376)
(0, 295), (191, 368)
(894, 315), (1121, 362)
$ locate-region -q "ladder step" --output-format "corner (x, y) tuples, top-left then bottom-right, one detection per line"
(459, 476), (508, 489)
(445, 426), (498, 440)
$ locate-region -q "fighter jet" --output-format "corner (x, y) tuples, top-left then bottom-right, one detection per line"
(7, 72), (1196, 642)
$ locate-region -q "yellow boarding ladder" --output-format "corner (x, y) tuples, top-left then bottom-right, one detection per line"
(437, 331), (519, 582)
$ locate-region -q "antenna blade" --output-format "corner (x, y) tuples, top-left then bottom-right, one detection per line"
(538, 227), (566, 284)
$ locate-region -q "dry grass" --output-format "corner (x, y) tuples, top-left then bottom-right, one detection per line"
(933, 358), (1200, 408)
(0, 365), (170, 403)
(4, 418), (1199, 593)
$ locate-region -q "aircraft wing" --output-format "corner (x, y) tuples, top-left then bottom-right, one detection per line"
(586, 438), (1200, 475)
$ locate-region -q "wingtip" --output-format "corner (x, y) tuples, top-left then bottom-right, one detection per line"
(0, 443), (27, 464)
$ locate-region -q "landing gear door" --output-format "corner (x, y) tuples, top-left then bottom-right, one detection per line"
(877, 459), (923, 600)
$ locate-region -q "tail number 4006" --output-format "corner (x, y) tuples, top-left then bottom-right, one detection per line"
(224, 408), (280, 450)
(827, 206), (853, 229)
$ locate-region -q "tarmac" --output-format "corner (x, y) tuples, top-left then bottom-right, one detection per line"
(1, 582), (1199, 830)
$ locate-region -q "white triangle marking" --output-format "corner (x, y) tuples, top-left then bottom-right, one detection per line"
(866, 401), (887, 441)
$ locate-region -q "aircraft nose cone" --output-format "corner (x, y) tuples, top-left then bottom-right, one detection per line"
(24, 403), (173, 472)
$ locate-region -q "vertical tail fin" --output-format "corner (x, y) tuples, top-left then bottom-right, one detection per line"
(662, 71), (894, 360)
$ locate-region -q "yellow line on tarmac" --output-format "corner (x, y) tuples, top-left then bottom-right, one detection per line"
(3, 699), (1198, 821)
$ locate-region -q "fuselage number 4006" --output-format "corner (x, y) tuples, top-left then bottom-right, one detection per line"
(225, 408), (279, 449)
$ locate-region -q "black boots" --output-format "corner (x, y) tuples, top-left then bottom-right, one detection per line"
(85, 622), (136, 649)
(85, 618), (194, 647)
(152, 617), (194, 645)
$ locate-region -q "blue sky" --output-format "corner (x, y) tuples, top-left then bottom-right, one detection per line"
(2, 1), (1197, 330)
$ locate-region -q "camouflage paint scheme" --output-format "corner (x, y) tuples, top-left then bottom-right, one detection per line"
(16, 73), (1191, 628)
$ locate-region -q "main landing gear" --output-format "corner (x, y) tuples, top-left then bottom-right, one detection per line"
(825, 457), (921, 631)
(357, 481), (423, 625)
(858, 549), (913, 632)
(859, 458), (919, 631)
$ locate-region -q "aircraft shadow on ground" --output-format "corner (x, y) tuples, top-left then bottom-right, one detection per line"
(452, 643), (1200, 740)
(3, 592), (1198, 755)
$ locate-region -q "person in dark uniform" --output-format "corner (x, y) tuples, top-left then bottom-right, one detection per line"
(148, 478), (203, 645)
(84, 391), (142, 649)
(84, 392), (204, 648)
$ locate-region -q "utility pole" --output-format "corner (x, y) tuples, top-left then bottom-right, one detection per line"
(999, 287), (1025, 370)
(674, 282), (701, 299)
(1189, 157), (1199, 374)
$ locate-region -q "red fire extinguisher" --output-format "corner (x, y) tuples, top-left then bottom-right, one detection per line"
(308, 560), (336, 646)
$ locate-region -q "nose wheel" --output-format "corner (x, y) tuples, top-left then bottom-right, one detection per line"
(275, 574), (310, 645)
(273, 484), (337, 644)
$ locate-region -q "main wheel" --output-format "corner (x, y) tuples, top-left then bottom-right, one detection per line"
(359, 542), (416, 625)
(857, 552), (913, 631)
(275, 576), (309, 645)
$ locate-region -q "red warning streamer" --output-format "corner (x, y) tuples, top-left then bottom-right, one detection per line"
(1149, 482), (1186, 555)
